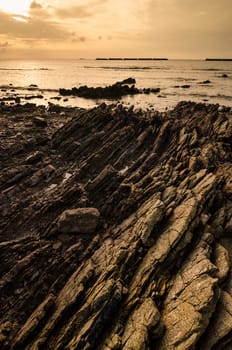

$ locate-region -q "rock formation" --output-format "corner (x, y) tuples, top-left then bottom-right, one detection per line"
(59, 79), (160, 99)
(0, 101), (232, 349)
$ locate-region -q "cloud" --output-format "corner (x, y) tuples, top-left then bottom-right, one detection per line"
(54, 0), (108, 19)
(28, 1), (52, 19)
(71, 32), (86, 42)
(72, 36), (86, 43)
(0, 41), (9, 47)
(0, 41), (9, 53)
(0, 10), (70, 40)
(147, 0), (232, 30)
(0, 0), (231, 59)
(30, 1), (43, 10)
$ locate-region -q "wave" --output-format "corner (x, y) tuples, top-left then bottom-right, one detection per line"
(0, 68), (50, 71)
(191, 68), (229, 72)
(84, 66), (170, 71)
(0, 85), (58, 93)
(168, 77), (197, 81)
(190, 92), (232, 100)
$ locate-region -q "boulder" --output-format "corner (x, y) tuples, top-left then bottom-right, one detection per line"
(57, 207), (100, 234)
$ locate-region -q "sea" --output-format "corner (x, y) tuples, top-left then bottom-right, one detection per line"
(0, 59), (232, 111)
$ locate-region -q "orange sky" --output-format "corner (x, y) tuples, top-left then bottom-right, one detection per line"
(0, 0), (231, 59)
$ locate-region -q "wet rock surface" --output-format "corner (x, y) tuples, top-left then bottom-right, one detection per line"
(59, 79), (161, 99)
(0, 101), (232, 349)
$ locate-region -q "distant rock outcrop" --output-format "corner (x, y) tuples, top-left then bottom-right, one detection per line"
(59, 79), (161, 99)
(59, 79), (140, 99)
(0, 101), (232, 350)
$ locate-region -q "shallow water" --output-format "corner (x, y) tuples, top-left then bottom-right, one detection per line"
(0, 59), (231, 110)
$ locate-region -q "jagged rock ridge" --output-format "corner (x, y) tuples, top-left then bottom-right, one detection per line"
(0, 101), (232, 350)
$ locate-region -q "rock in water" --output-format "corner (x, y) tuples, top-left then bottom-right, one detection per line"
(57, 208), (100, 233)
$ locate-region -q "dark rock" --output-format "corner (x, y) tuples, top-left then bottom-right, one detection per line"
(118, 78), (136, 84)
(181, 84), (191, 88)
(199, 80), (212, 84)
(25, 151), (44, 164)
(151, 88), (161, 93)
(33, 116), (48, 127)
(57, 207), (100, 234)
(25, 95), (44, 100)
(0, 101), (232, 350)
(15, 96), (21, 104)
(221, 74), (229, 78)
(59, 81), (140, 99)
(51, 96), (61, 101)
(143, 88), (151, 94)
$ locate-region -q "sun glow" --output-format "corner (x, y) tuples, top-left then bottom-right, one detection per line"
(0, 0), (32, 16)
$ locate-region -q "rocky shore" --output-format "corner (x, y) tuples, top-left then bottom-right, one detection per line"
(59, 78), (160, 99)
(0, 100), (232, 349)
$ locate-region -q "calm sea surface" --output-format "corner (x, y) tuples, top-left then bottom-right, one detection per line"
(0, 59), (232, 110)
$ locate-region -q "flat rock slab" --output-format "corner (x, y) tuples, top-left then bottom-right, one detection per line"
(57, 207), (100, 234)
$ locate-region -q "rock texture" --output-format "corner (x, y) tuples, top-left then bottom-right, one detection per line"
(0, 101), (232, 350)
(59, 79), (160, 99)
(57, 208), (100, 234)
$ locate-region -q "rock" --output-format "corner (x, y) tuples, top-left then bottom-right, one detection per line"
(199, 80), (212, 84)
(121, 298), (161, 349)
(15, 96), (21, 104)
(25, 151), (44, 164)
(157, 233), (219, 350)
(181, 84), (191, 88)
(57, 207), (100, 234)
(25, 95), (43, 100)
(33, 116), (48, 127)
(151, 87), (161, 93)
(221, 73), (228, 78)
(213, 243), (230, 282)
(198, 291), (232, 349)
(118, 78), (136, 84)
(59, 80), (140, 99)
(0, 101), (231, 350)
(218, 105), (225, 112)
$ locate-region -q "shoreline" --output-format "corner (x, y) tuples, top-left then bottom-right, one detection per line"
(1, 77), (232, 112)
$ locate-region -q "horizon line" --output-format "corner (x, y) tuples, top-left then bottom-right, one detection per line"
(1, 57), (232, 61)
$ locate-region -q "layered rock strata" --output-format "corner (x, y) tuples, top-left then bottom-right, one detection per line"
(0, 101), (231, 350)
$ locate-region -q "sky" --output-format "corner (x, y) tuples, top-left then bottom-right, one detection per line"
(0, 0), (231, 59)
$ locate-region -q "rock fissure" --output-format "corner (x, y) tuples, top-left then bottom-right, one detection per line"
(0, 101), (231, 349)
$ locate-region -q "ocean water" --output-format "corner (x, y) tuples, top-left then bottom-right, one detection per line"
(0, 59), (232, 110)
